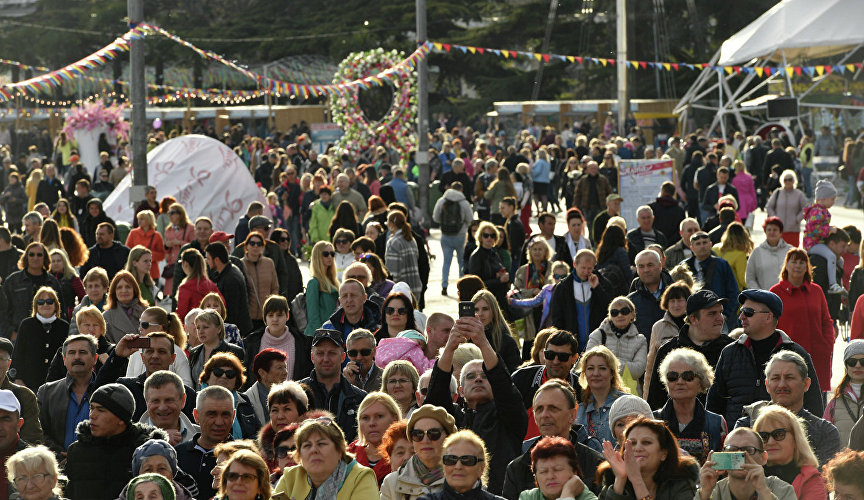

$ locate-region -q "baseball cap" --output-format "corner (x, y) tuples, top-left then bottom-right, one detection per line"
(209, 231), (234, 244)
(0, 390), (20, 413)
(606, 193), (623, 203)
(312, 329), (345, 349)
(686, 290), (728, 316)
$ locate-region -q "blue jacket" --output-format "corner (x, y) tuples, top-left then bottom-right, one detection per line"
(576, 388), (628, 451)
(531, 159), (551, 183)
(654, 399), (727, 463)
(385, 177), (415, 207)
(683, 255), (739, 331)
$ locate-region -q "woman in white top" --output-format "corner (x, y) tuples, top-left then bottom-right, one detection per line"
(125, 305), (193, 387)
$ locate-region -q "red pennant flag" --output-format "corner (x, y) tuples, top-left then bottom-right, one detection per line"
(543, 54), (550, 63)
(443, 44), (451, 52)
(825, 66), (832, 74)
(857, 63), (863, 69)
(576, 57), (583, 64)
(764, 67), (772, 75)
(794, 67), (802, 76)
(608, 59), (615, 66)
(734, 66), (741, 73)
(477, 48), (484, 54)
(510, 51), (518, 58)
(672, 63), (679, 70)
(639, 61), (647, 69)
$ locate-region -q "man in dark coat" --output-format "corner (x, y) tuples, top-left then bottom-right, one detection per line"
(809, 228), (848, 320)
(649, 182), (686, 245)
(626, 205), (669, 265)
(700, 166), (739, 221)
(206, 242), (254, 335)
(79, 222), (130, 280)
(548, 250), (613, 352)
(627, 249), (674, 343)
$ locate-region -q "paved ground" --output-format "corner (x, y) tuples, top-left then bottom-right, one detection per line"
(297, 201), (864, 390)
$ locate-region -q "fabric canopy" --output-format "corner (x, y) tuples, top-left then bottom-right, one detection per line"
(718, 0), (864, 66)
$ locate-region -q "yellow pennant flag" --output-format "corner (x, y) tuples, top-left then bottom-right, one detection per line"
(816, 66), (825, 76)
(663, 63), (671, 71)
(433, 43), (443, 51)
(785, 67), (794, 78)
(724, 66), (733, 75)
(468, 47), (476, 54)
(533, 53), (543, 61)
(755, 67), (764, 77)
(848, 64), (856, 72)
(600, 59), (607, 66)
(567, 56), (575, 63)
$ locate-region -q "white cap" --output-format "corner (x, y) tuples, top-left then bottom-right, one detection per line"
(0, 389), (21, 414)
(392, 282), (413, 300)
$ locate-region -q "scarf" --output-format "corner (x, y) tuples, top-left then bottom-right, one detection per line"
(764, 462), (800, 486)
(36, 313), (57, 325)
(307, 458), (348, 500)
(119, 300), (137, 318)
(609, 322), (630, 338)
(411, 455), (444, 486)
(527, 261), (548, 288)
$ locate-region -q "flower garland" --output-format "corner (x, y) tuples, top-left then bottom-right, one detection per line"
(62, 100), (130, 141)
(329, 48), (417, 162)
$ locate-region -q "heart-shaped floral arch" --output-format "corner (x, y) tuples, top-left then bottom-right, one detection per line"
(329, 48), (417, 162)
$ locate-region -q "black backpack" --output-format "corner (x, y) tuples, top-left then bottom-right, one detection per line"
(440, 199), (463, 235)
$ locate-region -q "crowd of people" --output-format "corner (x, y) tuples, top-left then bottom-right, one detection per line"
(0, 119), (861, 500)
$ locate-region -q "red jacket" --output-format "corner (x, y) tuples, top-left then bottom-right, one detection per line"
(770, 279), (835, 391)
(176, 277), (223, 321)
(852, 294), (864, 340)
(792, 465), (828, 500)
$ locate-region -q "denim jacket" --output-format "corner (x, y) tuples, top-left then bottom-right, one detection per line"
(576, 388), (627, 452)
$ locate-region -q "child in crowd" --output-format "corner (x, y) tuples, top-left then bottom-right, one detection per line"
(507, 260), (571, 329)
(375, 329), (435, 374)
(805, 180), (844, 294)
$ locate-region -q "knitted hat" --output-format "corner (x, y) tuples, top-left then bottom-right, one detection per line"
(406, 404), (457, 437)
(396, 329), (427, 344)
(608, 394), (654, 430)
(132, 439), (178, 477)
(814, 180), (837, 200)
(125, 473), (176, 500)
(845, 340), (864, 362)
(90, 383), (135, 423)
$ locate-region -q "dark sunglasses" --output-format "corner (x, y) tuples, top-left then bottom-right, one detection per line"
(275, 445), (296, 458)
(666, 370), (698, 383)
(167, 211), (178, 215)
(442, 455), (484, 466)
(610, 307), (632, 317)
(481, 233), (497, 239)
(247, 240), (264, 247)
(543, 350), (571, 362)
(384, 306), (408, 316)
(410, 428), (444, 442)
(321, 251), (336, 258)
(36, 298), (56, 306)
(419, 387), (428, 396)
(691, 234), (710, 242)
(334, 239), (350, 245)
(27, 252), (44, 257)
(347, 348), (373, 357)
(846, 358), (864, 367)
(758, 428), (788, 443)
(553, 273), (568, 280)
(724, 444), (763, 456)
(274, 237), (289, 243)
(740, 307), (771, 318)
(139, 321), (162, 329)
(212, 368), (237, 379)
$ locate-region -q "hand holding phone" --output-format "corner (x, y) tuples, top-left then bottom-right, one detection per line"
(458, 301), (475, 318)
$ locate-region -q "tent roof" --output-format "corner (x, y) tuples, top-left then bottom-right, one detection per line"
(718, 0), (864, 66)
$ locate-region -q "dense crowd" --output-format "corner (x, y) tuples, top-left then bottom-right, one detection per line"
(0, 119), (861, 500)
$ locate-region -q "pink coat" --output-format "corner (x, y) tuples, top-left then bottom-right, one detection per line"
(792, 465), (828, 500)
(731, 172), (757, 220)
(374, 337), (435, 374)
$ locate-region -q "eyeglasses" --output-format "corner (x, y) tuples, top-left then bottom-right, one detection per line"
(740, 307), (771, 318)
(481, 233), (497, 239)
(168, 211), (178, 215)
(139, 321), (162, 329)
(384, 306), (408, 316)
(666, 370), (698, 383)
(387, 378), (410, 386)
(443, 455), (484, 466)
(247, 240), (264, 247)
(322, 251), (336, 258)
(846, 358), (864, 367)
(301, 416), (334, 427)
(334, 239), (350, 245)
(758, 428), (788, 443)
(419, 387), (428, 396)
(553, 273), (568, 280)
(543, 350), (571, 362)
(348, 348), (373, 357)
(226, 472), (257, 483)
(13, 473), (50, 487)
(410, 427), (444, 442)
(27, 252), (44, 257)
(275, 445), (297, 458)
(724, 444), (763, 455)
(36, 298), (56, 306)
(212, 368), (237, 379)
(610, 307), (632, 317)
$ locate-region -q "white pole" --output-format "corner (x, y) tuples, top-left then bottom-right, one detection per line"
(617, 0), (628, 135)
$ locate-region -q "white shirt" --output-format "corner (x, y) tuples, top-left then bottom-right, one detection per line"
(125, 344), (193, 387)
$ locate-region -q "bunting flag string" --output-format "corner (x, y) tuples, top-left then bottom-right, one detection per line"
(0, 58), (50, 73)
(427, 41), (864, 79)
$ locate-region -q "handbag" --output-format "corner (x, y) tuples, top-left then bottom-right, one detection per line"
(161, 263), (175, 279)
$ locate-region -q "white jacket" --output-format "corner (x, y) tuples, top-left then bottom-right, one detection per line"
(585, 319), (648, 379)
(745, 238), (793, 290)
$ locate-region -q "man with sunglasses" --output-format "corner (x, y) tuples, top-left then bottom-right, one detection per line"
(342, 329), (382, 393)
(683, 230), (739, 331)
(646, 290), (735, 409)
(696, 427), (797, 500)
(708, 289), (824, 429)
(511, 330), (581, 439)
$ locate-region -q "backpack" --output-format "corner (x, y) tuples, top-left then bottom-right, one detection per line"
(290, 290), (308, 332)
(440, 198), (463, 235)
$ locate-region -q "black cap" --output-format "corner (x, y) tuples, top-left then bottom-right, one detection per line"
(0, 338), (12, 356)
(312, 329), (345, 349)
(686, 290), (728, 316)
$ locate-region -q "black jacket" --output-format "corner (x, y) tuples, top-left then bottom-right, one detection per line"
(10, 316), (69, 392)
(695, 163), (717, 203)
(502, 425), (604, 500)
(242, 324), (312, 385)
(547, 272), (613, 352)
(78, 200), (115, 248)
(626, 227), (669, 266)
(426, 357), (528, 495)
(418, 481), (506, 500)
(504, 215), (525, 265)
(810, 252), (843, 320)
(0, 247), (22, 282)
(80, 241), (130, 280)
(701, 182), (739, 214)
(707, 330), (824, 425)
(646, 325), (735, 410)
(649, 196), (686, 245)
(626, 273), (674, 343)
(0, 270), (63, 338)
(299, 371), (366, 443)
(211, 260), (254, 335)
(36, 177), (62, 210)
(762, 148), (794, 180)
(176, 433), (220, 500)
(65, 421), (168, 500)
(234, 390), (262, 439)
(510, 365), (581, 410)
(188, 340), (245, 387)
(322, 301), (382, 342)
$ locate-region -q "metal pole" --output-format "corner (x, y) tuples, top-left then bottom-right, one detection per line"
(531, 0), (558, 101)
(265, 64), (274, 130)
(416, 0), (431, 227)
(616, 0), (628, 135)
(128, 0), (148, 203)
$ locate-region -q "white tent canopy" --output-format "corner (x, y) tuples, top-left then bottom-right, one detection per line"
(718, 0), (864, 66)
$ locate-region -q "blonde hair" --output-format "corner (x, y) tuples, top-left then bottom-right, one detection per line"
(578, 345), (628, 404)
(32, 286), (61, 318)
(137, 209), (156, 229)
(6, 446), (62, 496)
(442, 430), (490, 486)
(49, 248), (78, 280)
(194, 309), (225, 340)
(310, 241), (339, 293)
(75, 305), (106, 335)
(525, 236), (552, 263)
(718, 222), (754, 255)
(126, 245), (154, 287)
(753, 405), (819, 469)
(293, 418), (351, 464)
(471, 289), (511, 352)
(382, 361), (420, 394)
(168, 202), (191, 227)
(474, 221), (499, 246)
(356, 392), (401, 445)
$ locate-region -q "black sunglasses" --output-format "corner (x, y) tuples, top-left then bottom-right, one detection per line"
(543, 350), (571, 362)
(212, 368), (237, 379)
(334, 239), (350, 245)
(758, 428), (788, 443)
(36, 298), (56, 306)
(740, 307), (771, 318)
(321, 251), (336, 258)
(724, 444), (763, 456)
(553, 273), (568, 280)
(247, 240), (264, 247)
(443, 455), (484, 466)
(384, 306), (408, 316)
(610, 307), (632, 317)
(847, 358), (864, 367)
(666, 370), (698, 383)
(419, 387), (428, 396)
(481, 233), (497, 239)
(410, 428), (443, 442)
(139, 321), (162, 329)
(347, 348), (372, 357)
(275, 445), (296, 458)
(27, 252), (44, 257)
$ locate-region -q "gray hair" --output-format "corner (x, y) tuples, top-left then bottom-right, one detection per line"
(196, 384), (234, 409)
(62, 334), (97, 356)
(679, 217), (699, 231)
(144, 370), (184, 399)
(634, 249), (660, 265)
(659, 347), (714, 393)
(346, 328), (376, 347)
(765, 350), (809, 380)
(342, 262), (372, 285)
(184, 308), (203, 329)
(484, 158), (498, 170)
(419, 369), (457, 396)
(23, 211), (43, 227)
(6, 446), (61, 495)
(780, 169), (798, 188)
(636, 205), (653, 217)
(459, 359), (485, 388)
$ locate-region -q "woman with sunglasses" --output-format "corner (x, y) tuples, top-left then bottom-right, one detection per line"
(468, 221), (510, 314)
(644, 282), (692, 402)
(216, 449), (271, 500)
(10, 286), (68, 392)
(824, 340), (864, 451)
(0, 242), (62, 342)
(124, 306), (192, 387)
(199, 352), (260, 439)
(347, 392), (402, 484)
(273, 417), (378, 500)
(585, 297), (646, 395)
(753, 405), (827, 499)
(653, 348), (727, 465)
(696, 427), (796, 500)
(304, 241), (340, 336)
(241, 232), (278, 332)
(269, 423), (301, 487)
(331, 228), (356, 281)
(769, 248), (834, 395)
(376, 293), (418, 341)
(415, 429), (505, 500)
(576, 346), (629, 451)
(380, 405), (457, 500)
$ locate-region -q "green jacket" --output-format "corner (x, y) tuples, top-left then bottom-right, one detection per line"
(304, 277), (339, 336)
(309, 199), (335, 244)
(520, 486), (597, 500)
